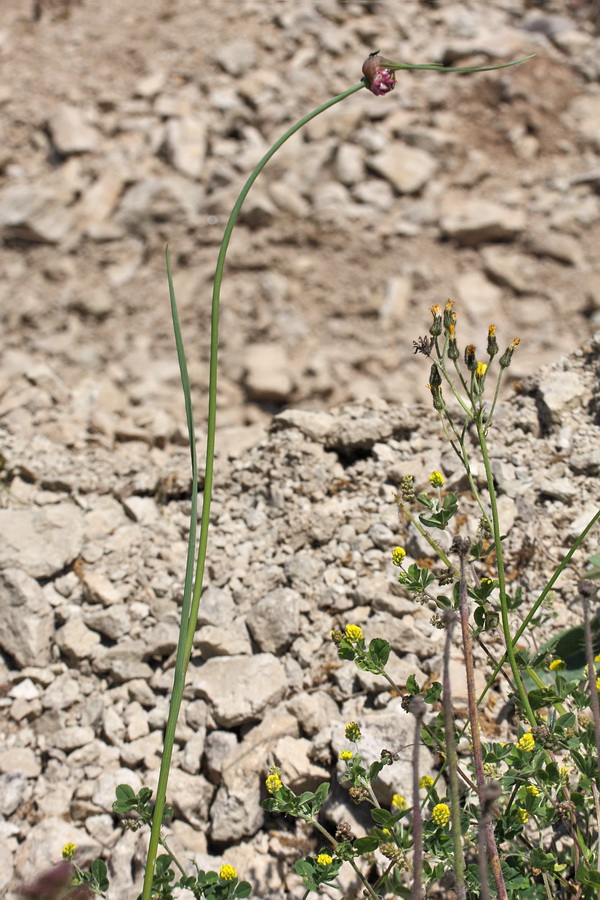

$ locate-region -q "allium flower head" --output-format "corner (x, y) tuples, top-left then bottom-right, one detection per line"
(219, 865), (237, 881)
(362, 54), (396, 96)
(431, 803), (451, 826)
(516, 732), (535, 752)
(345, 624), (363, 643)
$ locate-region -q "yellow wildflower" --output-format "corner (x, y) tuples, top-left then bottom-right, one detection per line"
(420, 775), (434, 789)
(391, 547), (406, 567)
(345, 722), (362, 742)
(526, 785), (539, 796)
(62, 843), (76, 860)
(317, 854), (333, 866)
(220, 865), (237, 881)
(517, 808), (529, 824)
(429, 471), (444, 488)
(516, 733), (535, 752)
(265, 773), (282, 794)
(345, 624), (363, 643)
(431, 803), (450, 826)
(392, 794), (408, 811)
(549, 659), (566, 671)
(339, 750), (353, 761)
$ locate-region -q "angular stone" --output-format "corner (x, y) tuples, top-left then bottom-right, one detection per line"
(165, 116), (207, 179)
(246, 588), (301, 654)
(0, 504), (84, 578)
(55, 614), (101, 662)
(48, 103), (99, 154)
(52, 726), (95, 752)
(0, 568), (54, 667)
(368, 143), (438, 194)
(189, 654), (286, 727)
(441, 195), (526, 245)
(0, 747), (41, 778)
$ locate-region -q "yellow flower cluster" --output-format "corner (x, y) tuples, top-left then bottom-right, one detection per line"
(392, 794), (408, 811)
(220, 865), (237, 881)
(339, 750), (353, 761)
(345, 722), (362, 742)
(420, 775), (434, 789)
(475, 362), (487, 378)
(431, 803), (451, 826)
(517, 808), (529, 824)
(317, 854), (333, 866)
(265, 773), (282, 794)
(526, 785), (539, 796)
(549, 658), (566, 671)
(429, 471), (445, 488)
(516, 733), (535, 752)
(345, 624), (363, 643)
(391, 546), (406, 566)
(62, 843), (76, 860)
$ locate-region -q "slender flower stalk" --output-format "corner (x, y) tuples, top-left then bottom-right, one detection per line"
(581, 580), (600, 769)
(409, 697), (426, 900)
(441, 609), (466, 900)
(453, 536), (507, 900)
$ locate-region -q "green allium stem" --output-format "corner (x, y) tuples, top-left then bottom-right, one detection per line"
(475, 414), (536, 726)
(141, 82), (365, 900)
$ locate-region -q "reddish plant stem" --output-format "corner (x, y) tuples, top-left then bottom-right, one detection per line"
(409, 697), (426, 900)
(454, 536), (507, 900)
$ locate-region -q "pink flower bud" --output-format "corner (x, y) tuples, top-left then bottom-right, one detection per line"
(362, 54), (396, 96)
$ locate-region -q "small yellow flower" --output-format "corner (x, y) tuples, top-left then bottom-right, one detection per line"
(391, 547), (406, 567)
(429, 470), (444, 488)
(488, 325), (496, 338)
(420, 775), (434, 789)
(559, 766), (571, 784)
(516, 733), (535, 753)
(475, 362), (487, 378)
(596, 676), (600, 692)
(549, 659), (566, 671)
(345, 722), (362, 742)
(339, 750), (353, 761)
(595, 653), (600, 662)
(392, 794), (408, 811)
(219, 865), (237, 881)
(317, 853), (333, 867)
(62, 843), (76, 860)
(526, 785), (539, 796)
(431, 803), (450, 826)
(517, 808), (529, 824)
(266, 773), (282, 794)
(429, 305), (441, 317)
(345, 624), (363, 643)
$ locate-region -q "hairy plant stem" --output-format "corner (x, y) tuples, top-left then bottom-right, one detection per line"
(475, 414), (536, 726)
(409, 698), (426, 900)
(455, 537), (507, 900)
(476, 507), (600, 709)
(441, 610), (466, 900)
(581, 580), (600, 778)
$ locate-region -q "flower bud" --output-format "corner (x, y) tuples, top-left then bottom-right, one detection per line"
(362, 55), (396, 96)
(464, 344), (477, 371)
(487, 325), (498, 360)
(429, 305), (442, 337)
(499, 338), (520, 369)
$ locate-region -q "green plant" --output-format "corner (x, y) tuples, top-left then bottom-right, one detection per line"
(262, 307), (600, 898)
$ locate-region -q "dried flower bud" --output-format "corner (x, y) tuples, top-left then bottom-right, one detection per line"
(499, 338), (520, 369)
(429, 363), (442, 388)
(464, 344), (477, 371)
(487, 325), (499, 360)
(401, 474), (415, 502)
(429, 305), (443, 337)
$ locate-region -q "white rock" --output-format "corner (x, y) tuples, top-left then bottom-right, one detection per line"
(0, 568), (54, 667)
(189, 653), (287, 727)
(165, 116), (207, 179)
(440, 195), (526, 245)
(368, 143), (438, 194)
(0, 503), (84, 578)
(0, 747), (41, 778)
(55, 614), (101, 662)
(48, 103), (99, 154)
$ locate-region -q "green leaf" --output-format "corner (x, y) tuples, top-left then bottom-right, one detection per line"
(354, 835), (380, 853)
(235, 882), (252, 898)
(406, 674), (420, 695)
(423, 681), (442, 703)
(115, 784), (136, 801)
(368, 638), (390, 668)
(371, 808), (395, 827)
